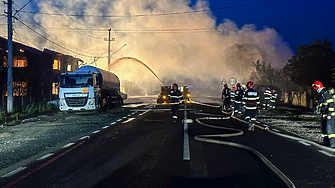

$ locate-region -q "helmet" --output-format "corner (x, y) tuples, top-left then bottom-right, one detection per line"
(246, 81), (254, 89)
(267, 86), (270, 90)
(172, 83), (178, 88)
(224, 84), (228, 88)
(236, 83), (241, 87)
(233, 87), (236, 91)
(272, 89), (276, 93)
(242, 84), (246, 89)
(312, 81), (323, 91)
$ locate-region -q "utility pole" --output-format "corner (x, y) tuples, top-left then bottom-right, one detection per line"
(104, 28), (115, 69)
(108, 28), (111, 66)
(6, 0), (13, 113)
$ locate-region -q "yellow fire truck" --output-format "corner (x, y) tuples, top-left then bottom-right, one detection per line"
(181, 86), (191, 101)
(157, 86), (171, 103)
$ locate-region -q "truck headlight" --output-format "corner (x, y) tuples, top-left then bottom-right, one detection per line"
(163, 96), (166, 99)
(187, 94), (190, 97)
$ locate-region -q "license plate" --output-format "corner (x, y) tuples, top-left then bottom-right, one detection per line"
(73, 107), (80, 110)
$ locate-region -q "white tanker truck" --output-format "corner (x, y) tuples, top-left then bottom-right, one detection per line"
(58, 66), (127, 112)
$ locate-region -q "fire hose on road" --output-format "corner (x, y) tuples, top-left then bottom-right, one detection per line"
(190, 101), (296, 188)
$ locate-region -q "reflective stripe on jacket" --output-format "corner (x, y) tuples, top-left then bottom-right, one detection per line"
(168, 89), (183, 105)
(317, 88), (335, 117)
(243, 88), (260, 109)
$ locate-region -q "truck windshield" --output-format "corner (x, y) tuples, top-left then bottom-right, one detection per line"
(60, 74), (93, 88)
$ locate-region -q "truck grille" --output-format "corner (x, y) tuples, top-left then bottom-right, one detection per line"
(65, 97), (88, 107)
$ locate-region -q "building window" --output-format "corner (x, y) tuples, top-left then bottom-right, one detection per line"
(67, 64), (72, 72)
(52, 82), (59, 95)
(53, 60), (60, 70)
(5, 82), (28, 96)
(4, 56), (28, 67)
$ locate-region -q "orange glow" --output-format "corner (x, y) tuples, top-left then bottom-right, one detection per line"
(4, 56), (28, 67)
(4, 82), (28, 96)
(82, 88), (88, 93)
(52, 82), (59, 95)
(53, 60), (60, 70)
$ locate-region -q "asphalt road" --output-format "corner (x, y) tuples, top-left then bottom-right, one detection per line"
(1, 97), (335, 188)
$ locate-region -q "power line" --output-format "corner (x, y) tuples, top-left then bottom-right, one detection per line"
(41, 0), (101, 39)
(13, 28), (42, 49)
(13, 0), (32, 17)
(8, 24), (217, 33)
(13, 2), (85, 52)
(13, 2), (102, 56)
(16, 19), (98, 58)
(20, 0), (274, 18)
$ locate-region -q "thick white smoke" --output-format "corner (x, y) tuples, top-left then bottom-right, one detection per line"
(0, 0), (293, 95)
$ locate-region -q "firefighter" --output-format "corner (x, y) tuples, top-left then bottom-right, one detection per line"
(230, 87), (236, 111)
(241, 84), (247, 111)
(270, 89), (277, 109)
(263, 86), (272, 110)
(168, 83), (183, 121)
(222, 84), (231, 110)
(242, 81), (260, 131)
(312, 81), (335, 147)
(234, 83), (244, 117)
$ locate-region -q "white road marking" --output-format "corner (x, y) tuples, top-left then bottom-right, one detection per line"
(37, 153), (54, 160)
(110, 122), (116, 125)
(128, 114), (132, 117)
(123, 117), (127, 119)
(132, 112), (136, 115)
(183, 106), (190, 161)
(272, 129), (280, 132)
(62, 143), (75, 148)
(139, 112), (147, 116)
(117, 119), (123, 122)
(92, 130), (100, 134)
(318, 150), (335, 157)
(79, 136), (90, 140)
(102, 126), (109, 129)
(298, 141), (311, 146)
(122, 118), (135, 124)
(2, 167), (27, 178)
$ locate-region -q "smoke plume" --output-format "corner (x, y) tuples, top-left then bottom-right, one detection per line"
(0, 0), (293, 95)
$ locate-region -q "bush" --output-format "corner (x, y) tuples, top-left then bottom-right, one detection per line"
(21, 103), (56, 115)
(0, 103), (57, 121)
(0, 109), (5, 119)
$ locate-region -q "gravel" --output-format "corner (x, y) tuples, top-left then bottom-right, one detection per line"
(0, 107), (130, 174)
(258, 107), (323, 145)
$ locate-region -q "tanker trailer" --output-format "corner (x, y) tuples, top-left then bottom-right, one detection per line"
(58, 66), (126, 112)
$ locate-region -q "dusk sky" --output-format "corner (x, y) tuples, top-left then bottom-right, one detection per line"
(197, 0), (335, 52)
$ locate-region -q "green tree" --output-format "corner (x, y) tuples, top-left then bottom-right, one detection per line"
(285, 37), (335, 89)
(250, 60), (278, 86)
(284, 37), (335, 107)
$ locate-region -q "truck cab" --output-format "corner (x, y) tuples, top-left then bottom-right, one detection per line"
(58, 72), (100, 112)
(157, 86), (171, 104)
